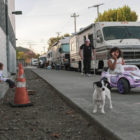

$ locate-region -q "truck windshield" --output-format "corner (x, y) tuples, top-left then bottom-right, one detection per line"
(103, 26), (140, 40)
(62, 44), (70, 53)
(39, 57), (46, 62)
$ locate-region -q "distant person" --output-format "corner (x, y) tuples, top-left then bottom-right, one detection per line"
(79, 39), (95, 76)
(108, 47), (125, 74)
(0, 63), (15, 88)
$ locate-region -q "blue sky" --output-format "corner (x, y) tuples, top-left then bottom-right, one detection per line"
(15, 0), (140, 54)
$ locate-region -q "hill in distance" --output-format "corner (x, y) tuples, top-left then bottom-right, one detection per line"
(16, 46), (34, 53)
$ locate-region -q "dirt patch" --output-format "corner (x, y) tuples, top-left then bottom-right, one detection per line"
(0, 69), (106, 140)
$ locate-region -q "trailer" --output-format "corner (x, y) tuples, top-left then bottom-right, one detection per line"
(70, 22), (140, 72)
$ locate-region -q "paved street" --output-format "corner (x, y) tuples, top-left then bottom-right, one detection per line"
(33, 68), (140, 140)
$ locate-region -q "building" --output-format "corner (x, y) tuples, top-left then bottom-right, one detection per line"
(0, 0), (16, 76)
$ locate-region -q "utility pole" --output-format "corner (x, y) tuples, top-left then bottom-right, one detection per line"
(71, 13), (79, 34)
(56, 32), (61, 38)
(88, 3), (104, 22)
(43, 46), (46, 53)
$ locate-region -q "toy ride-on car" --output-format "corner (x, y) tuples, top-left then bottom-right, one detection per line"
(101, 65), (140, 94)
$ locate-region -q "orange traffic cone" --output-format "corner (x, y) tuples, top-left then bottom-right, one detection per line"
(10, 64), (32, 107)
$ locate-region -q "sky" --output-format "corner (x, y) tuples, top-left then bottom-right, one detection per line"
(15, 0), (140, 54)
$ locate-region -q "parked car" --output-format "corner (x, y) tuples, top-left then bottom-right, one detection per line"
(31, 58), (38, 66)
(101, 65), (140, 94)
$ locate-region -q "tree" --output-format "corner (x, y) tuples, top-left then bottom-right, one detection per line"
(17, 52), (25, 59)
(95, 5), (138, 22)
(48, 33), (71, 50)
(48, 36), (61, 50)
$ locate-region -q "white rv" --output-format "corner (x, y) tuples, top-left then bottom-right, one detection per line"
(50, 37), (70, 69)
(70, 22), (140, 71)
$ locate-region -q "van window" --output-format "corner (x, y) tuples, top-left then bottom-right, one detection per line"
(103, 26), (140, 40)
(83, 36), (86, 42)
(88, 34), (93, 46)
(62, 44), (70, 53)
(97, 30), (102, 38)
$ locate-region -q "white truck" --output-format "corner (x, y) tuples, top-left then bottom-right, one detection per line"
(70, 22), (140, 72)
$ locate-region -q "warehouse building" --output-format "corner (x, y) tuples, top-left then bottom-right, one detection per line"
(0, 0), (16, 76)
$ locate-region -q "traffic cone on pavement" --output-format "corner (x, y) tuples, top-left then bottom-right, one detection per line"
(10, 63), (32, 107)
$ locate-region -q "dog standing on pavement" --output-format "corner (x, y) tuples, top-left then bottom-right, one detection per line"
(92, 79), (113, 114)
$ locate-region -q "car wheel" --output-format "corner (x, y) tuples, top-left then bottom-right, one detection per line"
(117, 78), (130, 94)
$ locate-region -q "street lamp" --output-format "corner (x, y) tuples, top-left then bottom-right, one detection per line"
(88, 3), (104, 22)
(12, 11), (22, 15)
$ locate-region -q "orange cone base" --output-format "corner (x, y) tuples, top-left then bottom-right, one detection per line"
(11, 87), (33, 107)
(9, 102), (33, 107)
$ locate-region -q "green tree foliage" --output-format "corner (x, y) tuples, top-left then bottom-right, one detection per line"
(48, 33), (70, 50)
(95, 5), (138, 22)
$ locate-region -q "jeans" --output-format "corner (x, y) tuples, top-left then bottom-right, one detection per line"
(6, 79), (15, 88)
(83, 59), (91, 74)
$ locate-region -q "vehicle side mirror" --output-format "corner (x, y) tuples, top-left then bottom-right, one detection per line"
(96, 37), (103, 43)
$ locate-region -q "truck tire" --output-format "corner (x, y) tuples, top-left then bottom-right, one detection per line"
(117, 78), (130, 94)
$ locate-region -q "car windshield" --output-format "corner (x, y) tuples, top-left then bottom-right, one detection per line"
(62, 44), (70, 53)
(124, 67), (138, 71)
(103, 26), (140, 40)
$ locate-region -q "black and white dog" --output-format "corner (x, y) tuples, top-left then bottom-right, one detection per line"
(93, 79), (113, 114)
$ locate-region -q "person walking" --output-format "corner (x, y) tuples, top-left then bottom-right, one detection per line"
(79, 39), (95, 76)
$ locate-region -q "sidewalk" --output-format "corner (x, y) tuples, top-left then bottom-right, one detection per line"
(33, 69), (140, 140)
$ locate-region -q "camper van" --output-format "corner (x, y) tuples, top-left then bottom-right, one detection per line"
(70, 22), (140, 72)
(51, 37), (70, 69)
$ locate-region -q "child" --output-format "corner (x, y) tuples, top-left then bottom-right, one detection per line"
(0, 63), (15, 88)
(108, 47), (125, 74)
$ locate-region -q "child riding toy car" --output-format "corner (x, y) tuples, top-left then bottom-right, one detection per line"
(101, 65), (140, 94)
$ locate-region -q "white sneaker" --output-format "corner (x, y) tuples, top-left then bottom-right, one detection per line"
(87, 74), (91, 77)
(81, 72), (84, 75)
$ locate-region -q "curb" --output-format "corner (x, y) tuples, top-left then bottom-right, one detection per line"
(32, 70), (122, 140)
